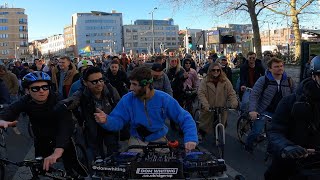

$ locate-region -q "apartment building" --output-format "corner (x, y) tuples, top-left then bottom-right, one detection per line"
(71, 10), (123, 56)
(123, 18), (179, 54)
(41, 34), (65, 56)
(0, 4), (28, 60)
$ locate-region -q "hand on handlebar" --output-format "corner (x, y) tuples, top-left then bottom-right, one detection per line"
(185, 142), (197, 152)
(249, 111), (258, 121)
(43, 148), (64, 171)
(281, 145), (308, 159)
(0, 120), (17, 129)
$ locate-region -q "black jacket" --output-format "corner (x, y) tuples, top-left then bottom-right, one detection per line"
(60, 84), (120, 154)
(0, 79), (9, 104)
(105, 70), (130, 97)
(240, 61), (265, 88)
(222, 66), (232, 83)
(266, 78), (320, 180)
(0, 93), (74, 148)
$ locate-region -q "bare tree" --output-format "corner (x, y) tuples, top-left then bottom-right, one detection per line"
(165, 0), (281, 59)
(262, 0), (318, 62)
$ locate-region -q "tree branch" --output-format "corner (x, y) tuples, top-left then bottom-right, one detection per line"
(297, 0), (316, 14)
(256, 0), (281, 15)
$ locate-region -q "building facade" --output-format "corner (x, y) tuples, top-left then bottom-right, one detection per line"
(71, 10), (123, 56)
(123, 18), (179, 54)
(41, 34), (65, 56)
(0, 4), (28, 60)
(64, 25), (75, 57)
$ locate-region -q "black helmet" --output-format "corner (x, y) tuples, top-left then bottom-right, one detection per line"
(22, 71), (51, 88)
(310, 56), (320, 75)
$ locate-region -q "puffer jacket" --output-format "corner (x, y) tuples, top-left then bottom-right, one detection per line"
(248, 71), (296, 113)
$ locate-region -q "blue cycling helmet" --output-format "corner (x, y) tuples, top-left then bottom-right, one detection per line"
(22, 71), (51, 88)
(310, 56), (320, 75)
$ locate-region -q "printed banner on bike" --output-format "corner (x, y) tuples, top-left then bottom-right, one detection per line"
(131, 162), (184, 179)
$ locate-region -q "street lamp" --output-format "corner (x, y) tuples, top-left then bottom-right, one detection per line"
(150, 7), (157, 55)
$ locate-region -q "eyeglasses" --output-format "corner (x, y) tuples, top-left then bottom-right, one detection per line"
(210, 69), (221, 72)
(29, 85), (50, 92)
(185, 62), (191, 64)
(89, 78), (104, 85)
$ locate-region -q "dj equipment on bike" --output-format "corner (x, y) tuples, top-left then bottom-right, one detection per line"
(91, 141), (227, 179)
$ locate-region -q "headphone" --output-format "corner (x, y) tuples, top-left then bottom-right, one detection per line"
(139, 78), (153, 87)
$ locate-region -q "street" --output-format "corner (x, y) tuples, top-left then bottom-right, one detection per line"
(3, 111), (269, 180)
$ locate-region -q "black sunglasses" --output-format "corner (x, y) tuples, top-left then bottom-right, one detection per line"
(89, 78), (104, 85)
(210, 69), (221, 72)
(29, 85), (50, 92)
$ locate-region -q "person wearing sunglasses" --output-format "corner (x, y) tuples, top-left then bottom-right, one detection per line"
(94, 66), (198, 152)
(197, 63), (238, 139)
(182, 58), (199, 91)
(54, 67), (121, 173)
(0, 71), (88, 177)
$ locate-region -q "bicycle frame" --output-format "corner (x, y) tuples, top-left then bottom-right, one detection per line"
(210, 107), (228, 159)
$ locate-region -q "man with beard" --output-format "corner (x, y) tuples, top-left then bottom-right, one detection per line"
(245, 57), (295, 153)
(105, 60), (130, 97)
(94, 66), (198, 151)
(54, 67), (120, 168)
(265, 56), (320, 180)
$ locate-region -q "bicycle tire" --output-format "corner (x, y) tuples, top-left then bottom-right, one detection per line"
(217, 128), (224, 159)
(236, 115), (252, 145)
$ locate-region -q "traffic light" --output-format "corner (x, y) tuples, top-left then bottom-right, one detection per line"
(188, 36), (193, 48)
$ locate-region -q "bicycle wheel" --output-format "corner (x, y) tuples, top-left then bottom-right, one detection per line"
(237, 115), (252, 145)
(216, 127), (224, 159)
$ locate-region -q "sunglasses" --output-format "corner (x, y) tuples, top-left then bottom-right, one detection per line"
(210, 69), (221, 72)
(185, 62), (191, 64)
(29, 85), (50, 92)
(89, 78), (104, 85)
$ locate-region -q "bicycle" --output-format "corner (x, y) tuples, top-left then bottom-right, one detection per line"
(237, 113), (272, 146)
(207, 107), (232, 159)
(0, 156), (85, 180)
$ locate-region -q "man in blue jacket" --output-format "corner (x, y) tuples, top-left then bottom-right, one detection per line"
(94, 66), (198, 151)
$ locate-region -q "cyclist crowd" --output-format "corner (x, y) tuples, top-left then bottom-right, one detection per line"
(0, 50), (319, 179)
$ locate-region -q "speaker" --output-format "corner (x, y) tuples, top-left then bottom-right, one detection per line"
(220, 35), (236, 44)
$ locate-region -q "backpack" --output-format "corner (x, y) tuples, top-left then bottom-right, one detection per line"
(261, 76), (293, 95)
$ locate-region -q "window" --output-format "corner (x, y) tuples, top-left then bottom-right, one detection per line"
(0, 34), (8, 38)
(16, 12), (24, 14)
(133, 42), (138, 47)
(0, 42), (8, 46)
(126, 29), (131, 33)
(0, 19), (8, 23)
(0, 26), (8, 31)
(95, 40), (103, 43)
(19, 18), (27, 24)
(133, 35), (138, 40)
(1, 50), (9, 55)
(0, 12), (8, 15)
(19, 26), (27, 32)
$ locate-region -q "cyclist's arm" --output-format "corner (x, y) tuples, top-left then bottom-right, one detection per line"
(197, 79), (210, 110)
(248, 76), (265, 112)
(100, 94), (131, 131)
(0, 96), (27, 121)
(166, 97), (198, 144)
(268, 95), (296, 157)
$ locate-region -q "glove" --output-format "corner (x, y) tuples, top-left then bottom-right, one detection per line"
(281, 145), (307, 159)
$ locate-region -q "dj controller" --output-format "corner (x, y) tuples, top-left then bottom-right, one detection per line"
(91, 142), (227, 179)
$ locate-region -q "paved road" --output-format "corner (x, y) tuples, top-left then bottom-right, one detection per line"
(4, 110), (269, 180)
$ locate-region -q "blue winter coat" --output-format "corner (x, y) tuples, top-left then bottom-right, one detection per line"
(100, 90), (198, 143)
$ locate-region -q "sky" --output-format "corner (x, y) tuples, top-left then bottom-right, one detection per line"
(3, 0), (319, 41)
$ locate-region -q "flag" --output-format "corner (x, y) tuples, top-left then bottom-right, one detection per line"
(79, 45), (91, 54)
